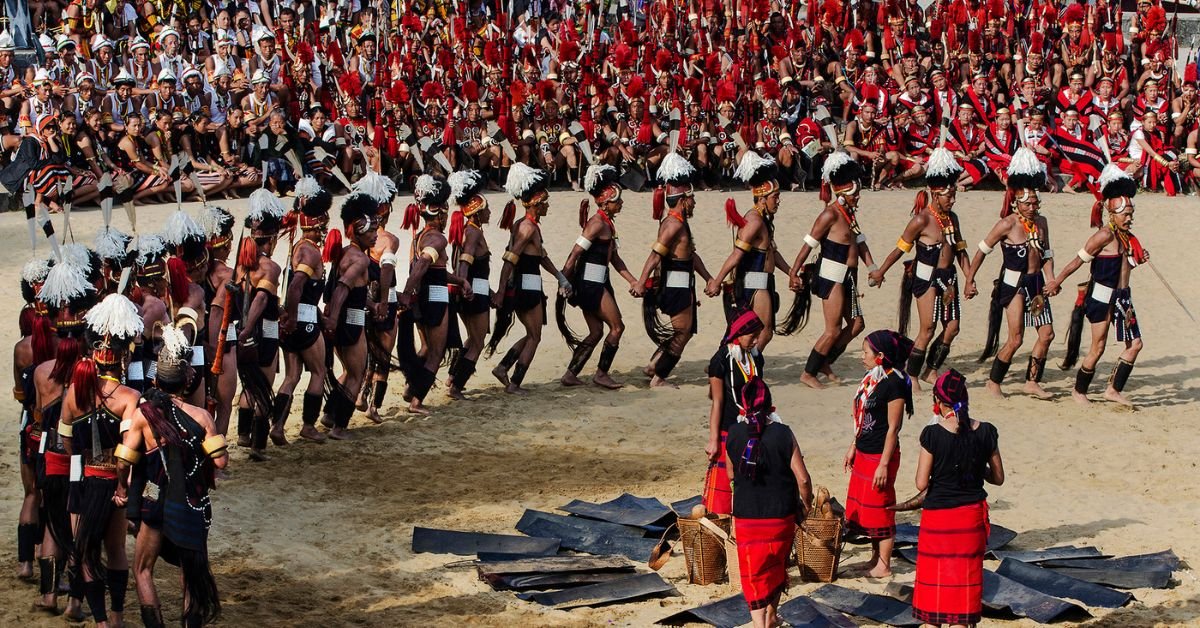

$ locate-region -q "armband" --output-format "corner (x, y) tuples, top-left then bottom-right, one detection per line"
(120, 419), (132, 433)
(607, 131), (619, 143)
(843, 139), (856, 146)
(734, 238), (752, 252)
(1077, 248), (1095, 263)
(835, 76), (848, 85)
(114, 443), (141, 465)
(856, 233), (867, 244)
(459, 253), (475, 265)
(978, 240), (994, 255)
(803, 234), (820, 248)
(521, 129), (535, 140)
(955, 240), (967, 252)
(813, 75), (825, 82)
(535, 131), (547, 142)
(420, 247), (440, 263)
(12, 386), (23, 402)
(502, 250), (520, 265)
(176, 306), (199, 324)
(575, 236), (593, 251)
(380, 251), (398, 267)
(1042, 248), (1054, 259)
(896, 238), (914, 253)
(256, 279), (277, 293)
(779, 131), (792, 142)
(558, 130), (572, 144)
(57, 421), (73, 438)
(1186, 148), (1198, 155)
(295, 263), (317, 278)
(651, 241), (670, 256)
(202, 435), (228, 458)
(656, 132), (668, 143)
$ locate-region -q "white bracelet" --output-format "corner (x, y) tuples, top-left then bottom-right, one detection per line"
(575, 236), (592, 251)
(978, 240), (994, 255)
(856, 233), (867, 244)
(380, 251), (397, 267)
(1042, 248), (1054, 259)
(803, 234), (819, 248)
(1077, 248), (1095, 263)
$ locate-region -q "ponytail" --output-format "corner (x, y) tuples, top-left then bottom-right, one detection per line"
(50, 335), (80, 385)
(236, 237), (259, 271)
(167, 257), (191, 306)
(31, 315), (54, 365)
(71, 357), (98, 413)
(323, 228), (344, 267)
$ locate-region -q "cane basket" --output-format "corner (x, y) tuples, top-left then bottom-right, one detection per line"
(793, 516), (843, 583)
(678, 514), (731, 585)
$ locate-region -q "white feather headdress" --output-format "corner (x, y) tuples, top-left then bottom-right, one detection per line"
(61, 243), (92, 271)
(414, 174), (438, 202)
(821, 151), (855, 183)
(247, 188), (286, 222)
(926, 147), (963, 179)
(352, 171), (397, 203)
(85, 293), (143, 339)
(735, 151), (776, 184)
(22, 258), (51, 284)
(159, 322), (191, 364)
(584, 164), (618, 192)
(656, 153), (696, 184)
(93, 226), (131, 262)
(1006, 147), (1045, 177)
(135, 235), (166, 267)
(163, 208), (204, 245)
(294, 176), (322, 201)
(39, 260), (90, 307)
(505, 163), (544, 199)
(200, 206), (234, 238)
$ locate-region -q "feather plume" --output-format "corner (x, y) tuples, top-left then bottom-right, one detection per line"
(158, 322), (190, 363)
(1098, 163), (1137, 200)
(294, 175), (322, 201)
(22, 258), (51, 284)
(352, 171), (398, 203)
(657, 152), (696, 185)
(924, 147), (963, 188)
(163, 208), (204, 245)
(448, 170), (485, 206)
(135, 235), (166, 268)
(84, 293), (142, 339)
(505, 163), (545, 200)
(248, 188), (286, 222)
(200, 206), (234, 238)
(93, 226), (131, 262)
(60, 243), (92, 271)
(735, 152), (777, 184)
(584, 164), (618, 195)
(414, 175), (438, 202)
(1006, 147), (1046, 190)
(39, 260), (90, 307)
(821, 150), (855, 183)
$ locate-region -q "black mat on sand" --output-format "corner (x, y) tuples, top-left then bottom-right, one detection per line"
(516, 510), (658, 561)
(982, 569), (1086, 623)
(996, 558), (1132, 608)
(411, 527), (560, 556)
(807, 584), (920, 626)
(518, 572), (675, 609)
(560, 493), (674, 530)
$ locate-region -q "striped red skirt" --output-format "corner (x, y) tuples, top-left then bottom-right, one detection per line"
(913, 501), (989, 626)
(735, 515), (796, 611)
(702, 430), (732, 515)
(845, 449), (899, 539)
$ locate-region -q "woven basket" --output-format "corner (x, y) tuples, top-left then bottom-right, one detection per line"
(678, 514), (730, 585)
(793, 516), (843, 583)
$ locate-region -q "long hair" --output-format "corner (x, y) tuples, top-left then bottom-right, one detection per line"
(71, 357), (98, 414)
(50, 334), (81, 385)
(31, 314), (54, 365)
(139, 389), (186, 449)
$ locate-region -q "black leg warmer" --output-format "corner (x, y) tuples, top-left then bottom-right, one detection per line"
(140, 605), (165, 628)
(1075, 366), (1096, 395)
(84, 578), (107, 623)
(456, 358), (478, 389)
(237, 407), (252, 439)
(654, 352), (682, 379)
(302, 392), (322, 426)
(38, 557), (54, 595)
(107, 567), (128, 613)
(804, 350), (827, 377)
(511, 362), (530, 387)
(906, 348), (927, 378)
(567, 342), (596, 375)
(597, 342), (619, 373)
(371, 380), (388, 408)
(988, 358), (1011, 385)
(1024, 356), (1046, 383)
(926, 336), (952, 370)
(1110, 359), (1135, 392)
(271, 393), (291, 426)
(499, 346), (520, 370)
(18, 522), (37, 563)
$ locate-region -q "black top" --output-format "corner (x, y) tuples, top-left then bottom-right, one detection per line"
(726, 421), (798, 519)
(708, 344), (765, 432)
(855, 373), (907, 454)
(919, 421), (1000, 510)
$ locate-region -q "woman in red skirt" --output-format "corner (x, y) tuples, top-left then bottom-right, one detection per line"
(726, 376), (812, 627)
(913, 370), (1005, 627)
(704, 309), (766, 515)
(845, 329), (913, 577)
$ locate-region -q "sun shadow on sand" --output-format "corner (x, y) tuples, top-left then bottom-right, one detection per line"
(1081, 594), (1200, 627)
(1010, 518), (1143, 549)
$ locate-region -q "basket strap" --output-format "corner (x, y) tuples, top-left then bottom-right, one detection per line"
(698, 515), (732, 542)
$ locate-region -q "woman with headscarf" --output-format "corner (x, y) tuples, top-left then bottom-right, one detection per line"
(912, 370), (1005, 628)
(704, 308), (766, 516)
(726, 376), (813, 627)
(845, 329), (914, 578)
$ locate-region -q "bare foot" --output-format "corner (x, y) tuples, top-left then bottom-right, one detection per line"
(1023, 380), (1053, 400)
(505, 383), (529, 395)
(298, 425), (327, 442)
(248, 448), (268, 462)
(109, 610), (125, 628)
(63, 601), (85, 621)
(985, 381), (1005, 399)
(365, 407), (384, 424)
(592, 373), (624, 389)
(33, 596), (59, 615)
(911, 377), (923, 392)
(649, 376), (678, 389)
(447, 387), (467, 400)
(821, 371), (842, 385)
(1071, 390), (1091, 406)
(492, 365), (511, 387)
(560, 371), (586, 387)
(17, 562), (33, 580)
(355, 392), (368, 412)
(327, 427), (356, 441)
(269, 425), (289, 446)
(236, 434), (251, 447)
(643, 364), (655, 378)
(922, 370), (939, 385)
(800, 373), (826, 389)
(1104, 387), (1135, 408)
(319, 414), (334, 429)
(866, 564), (893, 578)
(406, 402), (431, 416)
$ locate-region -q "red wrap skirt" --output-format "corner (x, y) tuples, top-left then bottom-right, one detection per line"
(702, 430), (732, 515)
(912, 501), (989, 626)
(845, 449), (899, 539)
(735, 515), (796, 611)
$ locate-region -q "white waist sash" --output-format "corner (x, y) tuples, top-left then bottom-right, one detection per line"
(744, 271), (770, 290)
(520, 274), (543, 291)
(345, 308), (366, 326)
(819, 259), (848, 284)
(583, 262), (608, 283)
(1002, 268), (1022, 287)
(191, 346), (205, 366)
(665, 271), (691, 289)
(262, 319), (280, 339)
(427, 285), (450, 303)
(915, 261), (934, 281)
(1090, 283), (1115, 304)
(297, 303), (319, 323)
(471, 277), (490, 295)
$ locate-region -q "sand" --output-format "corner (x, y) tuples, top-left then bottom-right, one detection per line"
(1, 187), (1198, 627)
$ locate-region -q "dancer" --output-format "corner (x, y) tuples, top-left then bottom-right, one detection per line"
(163, 207), (211, 409)
(868, 148), (969, 384)
(398, 175), (468, 414)
(635, 152), (711, 387)
(321, 193), (377, 438)
(845, 330), (914, 579)
(235, 189), (284, 460)
(1047, 164), (1146, 407)
(200, 206), (239, 439)
(490, 164), (571, 394)
(356, 173), (399, 423)
(60, 293), (143, 628)
(558, 164), (638, 389)
(707, 153), (790, 352)
(912, 369), (1004, 628)
(446, 169), (492, 399)
(726, 376), (812, 628)
(963, 148), (1055, 399)
(704, 310), (766, 516)
(14, 259), (53, 582)
(118, 323), (226, 628)
(789, 151), (875, 389)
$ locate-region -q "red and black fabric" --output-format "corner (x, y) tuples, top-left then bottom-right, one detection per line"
(735, 514), (796, 611)
(1055, 88), (1094, 119)
(912, 501), (989, 626)
(29, 164), (70, 195)
(1052, 127), (1104, 185)
(981, 124), (1020, 178)
(702, 430), (733, 515)
(845, 449), (899, 539)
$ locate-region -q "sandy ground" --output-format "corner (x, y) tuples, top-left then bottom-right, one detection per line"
(1, 187), (1199, 627)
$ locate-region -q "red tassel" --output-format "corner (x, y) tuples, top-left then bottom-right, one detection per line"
(50, 335), (79, 385)
(237, 238), (259, 271)
(448, 210), (465, 246)
(323, 228), (343, 265)
(652, 187), (665, 220)
(167, 257), (191, 306)
(71, 357), (98, 413)
(500, 200), (516, 230)
(1089, 200), (1103, 228)
(725, 198), (746, 228)
(1000, 188), (1015, 218)
(911, 190), (929, 215)
(402, 203), (421, 230)
(578, 198), (589, 229)
(1129, 235), (1148, 265)
(31, 314), (53, 365)
(442, 122), (456, 149)
(819, 182), (831, 203)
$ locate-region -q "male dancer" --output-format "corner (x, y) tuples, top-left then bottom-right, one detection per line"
(1047, 164), (1145, 406)
(963, 148), (1055, 399)
(788, 151), (876, 389)
(490, 164), (571, 394)
(635, 152), (712, 388)
(446, 170), (492, 399)
(236, 190), (284, 460)
(868, 147), (969, 384)
(354, 173), (399, 423)
(558, 164), (639, 389)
